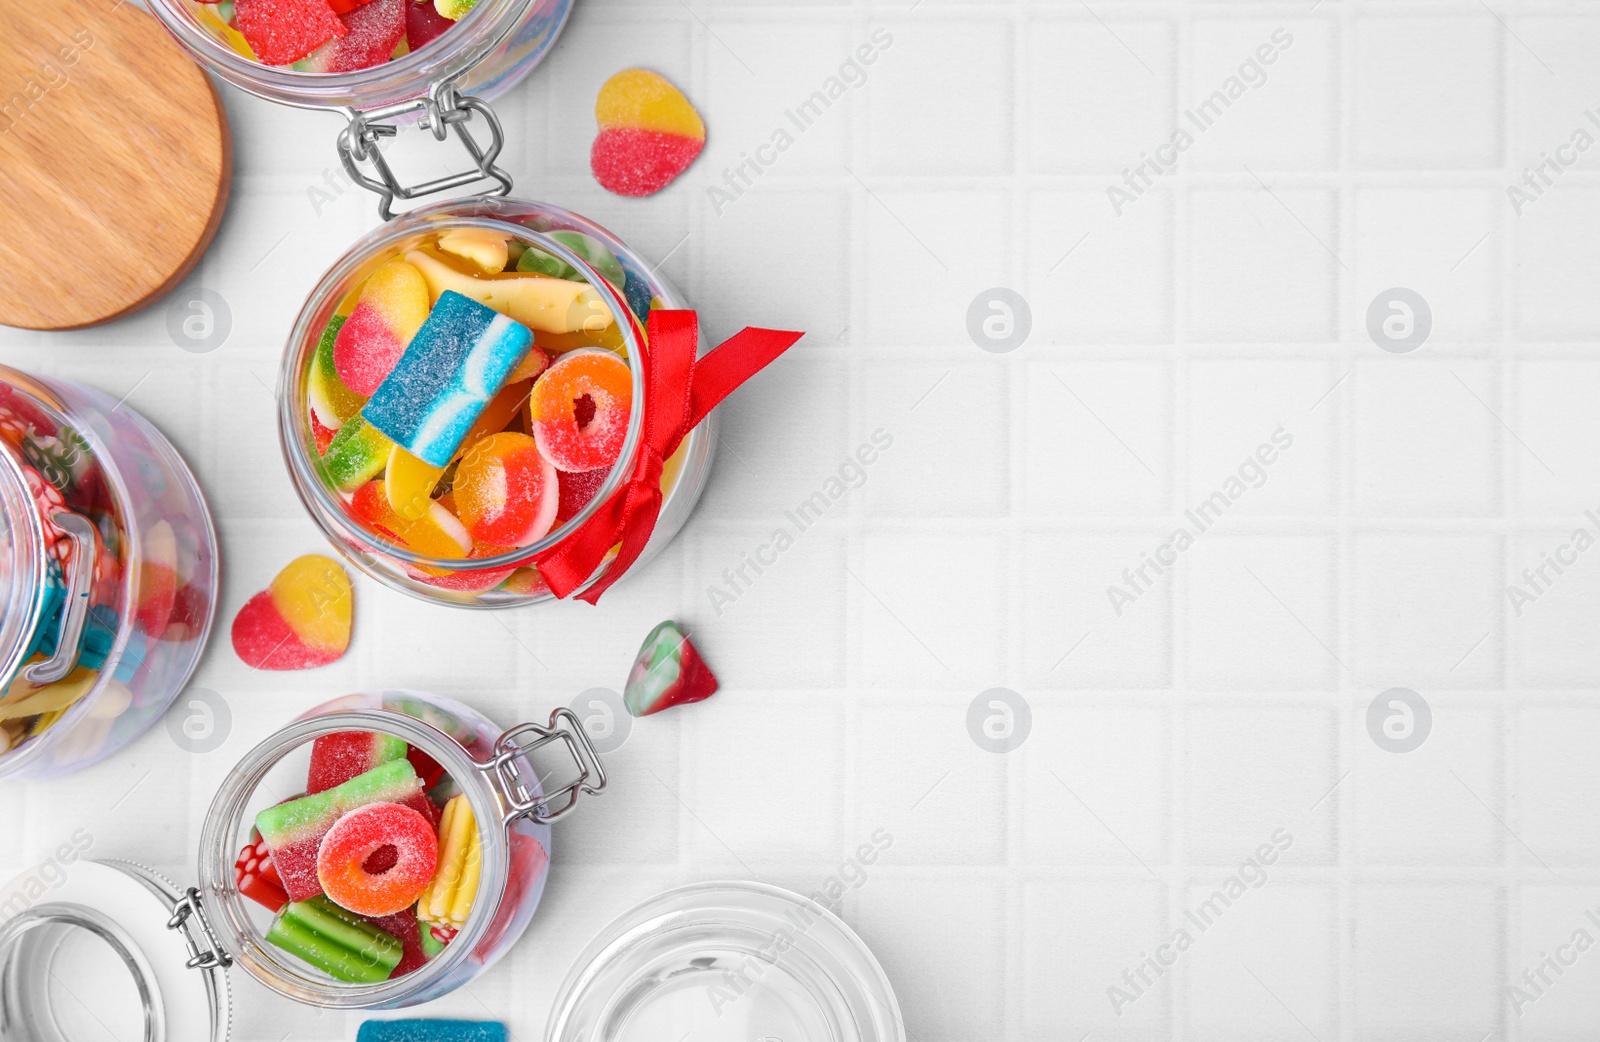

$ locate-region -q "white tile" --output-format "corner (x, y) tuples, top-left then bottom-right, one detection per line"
(1182, 705), (1337, 865)
(1351, 359), (1499, 518)
(1352, 885), (1501, 1038)
(859, 528), (1005, 689)
(1516, 707), (1600, 864)
(1354, 188), (1503, 344)
(1510, 885), (1600, 1035)
(1353, 16), (1503, 169)
(1351, 533), (1504, 689)
(861, 361), (1008, 517)
(1187, 17), (1338, 171)
(1022, 881), (1169, 1040)
(1516, 188), (1600, 340)
(1508, 528), (1600, 688)
(1027, 189), (1174, 343)
(1186, 359), (1336, 516)
(1027, 18), (1174, 174)
(1517, 361), (1600, 515)
(1023, 359), (1171, 517)
(865, 20), (1013, 176)
(1187, 187), (1339, 342)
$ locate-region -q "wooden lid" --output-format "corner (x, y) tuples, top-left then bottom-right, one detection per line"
(0, 0), (231, 330)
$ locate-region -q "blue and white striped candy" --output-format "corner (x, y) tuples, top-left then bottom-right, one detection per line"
(361, 290), (533, 468)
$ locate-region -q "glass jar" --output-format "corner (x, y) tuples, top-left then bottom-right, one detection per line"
(145, 0), (572, 110)
(276, 199), (716, 607)
(0, 690), (604, 1035)
(546, 882), (906, 1042)
(0, 367), (219, 780)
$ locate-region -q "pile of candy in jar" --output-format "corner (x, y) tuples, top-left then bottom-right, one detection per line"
(238, 731), (482, 982)
(194, 0), (471, 71)
(307, 228), (658, 594)
(0, 388), (199, 758)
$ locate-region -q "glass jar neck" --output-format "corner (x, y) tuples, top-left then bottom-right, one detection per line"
(0, 443), (47, 693)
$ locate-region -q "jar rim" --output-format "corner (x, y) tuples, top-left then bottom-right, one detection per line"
(143, 0), (553, 112)
(276, 204), (650, 578)
(0, 438), (47, 697)
(197, 707), (520, 1008)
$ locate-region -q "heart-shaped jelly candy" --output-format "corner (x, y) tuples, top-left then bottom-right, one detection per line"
(591, 69), (705, 197)
(232, 555), (353, 670)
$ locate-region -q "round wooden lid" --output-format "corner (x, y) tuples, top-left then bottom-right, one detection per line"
(0, 0), (231, 330)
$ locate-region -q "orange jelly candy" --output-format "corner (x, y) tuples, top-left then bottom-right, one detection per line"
(527, 351), (632, 473)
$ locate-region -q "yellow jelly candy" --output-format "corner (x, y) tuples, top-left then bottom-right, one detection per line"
(438, 229), (510, 274)
(386, 445), (447, 522)
(418, 794), (481, 929)
(268, 555), (353, 657)
(403, 248), (614, 335)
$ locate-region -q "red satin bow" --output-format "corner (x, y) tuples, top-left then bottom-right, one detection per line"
(534, 311), (803, 603)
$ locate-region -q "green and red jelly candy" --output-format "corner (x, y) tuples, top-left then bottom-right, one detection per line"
(623, 619), (719, 717)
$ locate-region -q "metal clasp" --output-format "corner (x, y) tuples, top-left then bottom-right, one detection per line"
(166, 887), (233, 970)
(482, 708), (608, 826)
(336, 81), (513, 221)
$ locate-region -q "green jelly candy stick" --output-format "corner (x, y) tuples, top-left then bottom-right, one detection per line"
(322, 416), (394, 492)
(267, 899), (402, 983)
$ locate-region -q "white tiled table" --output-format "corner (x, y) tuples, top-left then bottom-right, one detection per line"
(6, 0), (1600, 1039)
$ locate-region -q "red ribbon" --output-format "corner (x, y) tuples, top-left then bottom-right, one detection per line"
(534, 311), (803, 603)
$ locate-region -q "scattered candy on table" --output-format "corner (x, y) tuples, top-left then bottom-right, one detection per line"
(357, 1021), (507, 1042)
(231, 555), (352, 670)
(591, 69), (706, 197)
(624, 620), (719, 717)
(212, 0), (474, 70)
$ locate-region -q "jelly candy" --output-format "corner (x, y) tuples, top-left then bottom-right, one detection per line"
(555, 467), (608, 526)
(624, 620), (719, 717)
(406, 746), (446, 789)
(406, 0), (455, 52)
(528, 350), (633, 472)
(623, 268), (654, 325)
(419, 922), (454, 959)
(362, 290), (533, 468)
(366, 905), (429, 977)
(405, 248), (615, 335)
(507, 349), (549, 385)
(256, 759), (425, 902)
(317, 801), (440, 916)
(309, 731), (409, 794)
(435, 0), (476, 20)
(591, 69), (706, 197)
(335, 261), (432, 397)
(323, 416), (395, 491)
(358, 1022), (506, 1042)
(235, 833), (288, 912)
(309, 315), (366, 430)
(134, 520), (178, 640)
(234, 0), (346, 66)
(452, 377), (536, 463)
(266, 896), (403, 983)
(411, 547), (519, 594)
(438, 229), (510, 274)
(386, 445), (448, 521)
(350, 481), (471, 559)
(416, 794), (480, 932)
(311, 412), (337, 456)
(295, 0), (406, 73)
(230, 555), (352, 671)
(517, 231), (626, 290)
(453, 433), (558, 548)
(499, 566), (548, 596)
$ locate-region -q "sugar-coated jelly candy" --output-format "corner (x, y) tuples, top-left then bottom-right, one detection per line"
(350, 480), (472, 560)
(309, 315), (366, 430)
(362, 290), (533, 468)
(256, 759), (428, 902)
(236, 833), (288, 912)
(624, 620), (719, 717)
(405, 248), (615, 335)
(323, 416), (395, 491)
(406, 0), (456, 52)
(231, 555), (353, 671)
(516, 231), (626, 290)
(453, 433), (558, 548)
(317, 801), (440, 917)
(435, 0), (477, 20)
(591, 69), (706, 197)
(555, 467), (608, 526)
(309, 731), (409, 795)
(266, 896), (403, 984)
(416, 794), (481, 932)
(358, 1022), (506, 1042)
(235, 0), (345, 65)
(528, 350), (632, 473)
(386, 445), (448, 521)
(367, 905), (430, 977)
(294, 0), (406, 72)
(335, 260), (431, 397)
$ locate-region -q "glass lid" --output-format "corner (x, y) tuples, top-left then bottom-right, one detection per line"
(0, 442), (47, 697)
(545, 881), (904, 1042)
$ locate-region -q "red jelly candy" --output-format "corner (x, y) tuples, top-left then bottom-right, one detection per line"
(317, 802), (439, 917)
(591, 128), (705, 198)
(555, 467), (609, 526)
(300, 0), (407, 73)
(405, 0), (454, 50)
(308, 731), (408, 794)
(235, 835), (288, 912)
(235, 0), (346, 65)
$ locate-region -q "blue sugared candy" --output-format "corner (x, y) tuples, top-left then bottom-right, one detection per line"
(357, 1021), (507, 1042)
(361, 290), (533, 468)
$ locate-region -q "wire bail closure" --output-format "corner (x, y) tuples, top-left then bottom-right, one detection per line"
(481, 708), (608, 826)
(337, 82), (513, 221)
